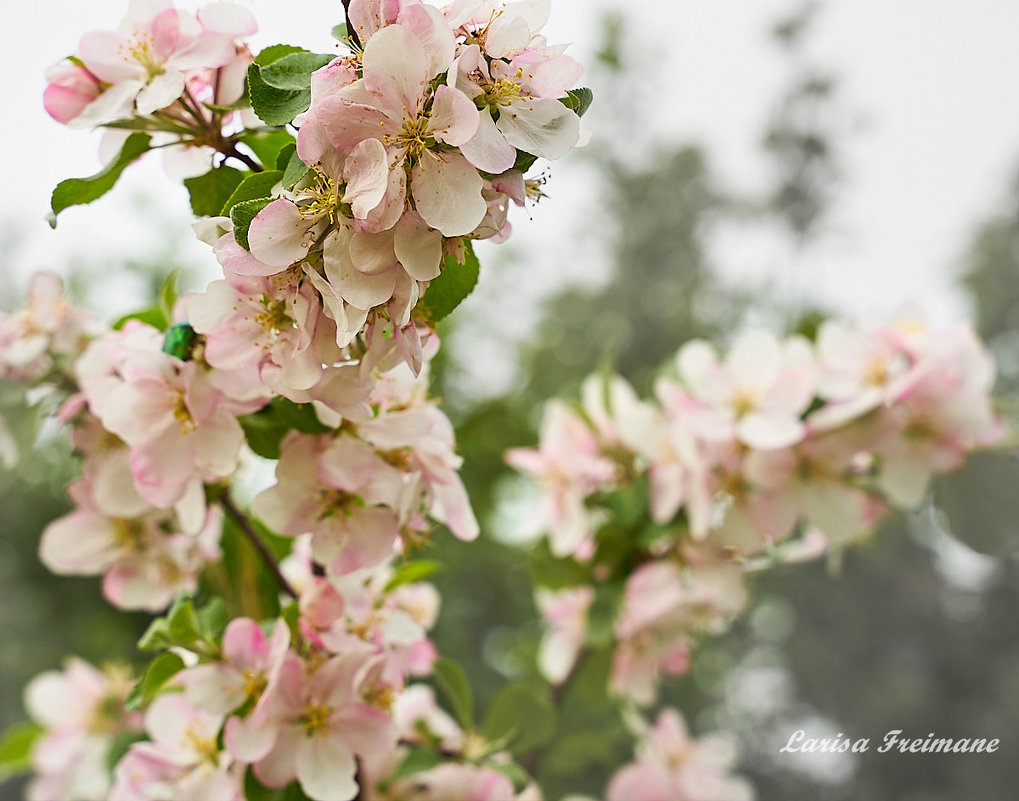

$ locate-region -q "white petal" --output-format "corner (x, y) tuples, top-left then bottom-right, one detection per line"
(411, 152), (486, 236)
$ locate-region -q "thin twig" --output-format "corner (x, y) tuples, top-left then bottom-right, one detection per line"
(219, 492), (298, 598)
(219, 142), (264, 172)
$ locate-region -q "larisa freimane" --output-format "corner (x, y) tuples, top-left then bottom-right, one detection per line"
(780, 729), (1001, 755)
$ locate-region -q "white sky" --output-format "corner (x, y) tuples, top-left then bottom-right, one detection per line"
(4, 0), (1019, 332)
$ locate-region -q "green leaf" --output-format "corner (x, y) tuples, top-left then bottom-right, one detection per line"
(104, 731), (146, 773)
(259, 52), (335, 91)
(387, 746), (441, 783)
(198, 597), (230, 642)
(168, 595), (203, 648)
(585, 580), (623, 647)
(221, 170), (284, 216)
(483, 683), (557, 753)
(414, 241), (481, 325)
(248, 62), (312, 127)
(0, 722), (43, 781)
(184, 166), (244, 217)
(282, 146), (312, 190)
(112, 306), (168, 332)
(385, 560), (442, 591)
(486, 759), (532, 793)
(275, 143), (297, 171)
(529, 539), (588, 589)
(231, 197), (273, 251)
(512, 150), (539, 174)
(240, 129), (296, 171)
(126, 652), (185, 711)
(158, 270), (181, 325)
(560, 87), (594, 118)
(932, 450), (1019, 557)
(138, 617), (173, 652)
(244, 768), (314, 801)
(238, 404), (286, 460)
(331, 23), (349, 41)
(254, 44), (307, 67)
(271, 398), (329, 434)
(432, 657), (474, 730)
(50, 132), (151, 225)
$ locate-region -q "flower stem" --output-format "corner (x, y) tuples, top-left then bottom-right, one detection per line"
(219, 492), (298, 599)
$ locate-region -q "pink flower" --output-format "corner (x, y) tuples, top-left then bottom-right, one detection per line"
(72, 0), (256, 126)
(25, 659), (140, 801)
(674, 330), (814, 450)
(235, 653), (396, 801)
(305, 20), (484, 238)
(506, 400), (616, 556)
(188, 271), (335, 399)
(252, 433), (406, 573)
(606, 709), (754, 801)
(111, 694), (243, 801)
(612, 560), (747, 705)
(39, 469), (221, 612)
(182, 618), (290, 716)
(536, 586), (593, 683)
(79, 326), (259, 517)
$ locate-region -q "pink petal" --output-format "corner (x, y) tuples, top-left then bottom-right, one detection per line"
(295, 734), (358, 801)
(460, 109), (516, 173)
(342, 138), (390, 220)
(249, 199), (318, 269)
(362, 24), (429, 117)
(411, 152), (486, 236)
(428, 84), (479, 146)
(394, 210), (443, 280)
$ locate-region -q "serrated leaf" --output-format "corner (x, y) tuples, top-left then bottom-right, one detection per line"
(248, 62), (312, 127)
(0, 722), (43, 781)
(254, 44), (308, 67)
(184, 166), (244, 217)
(221, 170), (283, 216)
(385, 560), (442, 592)
(260, 52), (335, 91)
(126, 652), (185, 711)
(231, 197), (273, 251)
(932, 450), (1019, 557)
(483, 683), (557, 754)
(414, 241), (480, 325)
(560, 87), (594, 118)
(432, 657), (474, 730)
(50, 132), (151, 225)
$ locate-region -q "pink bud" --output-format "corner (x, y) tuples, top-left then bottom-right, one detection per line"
(43, 61), (101, 124)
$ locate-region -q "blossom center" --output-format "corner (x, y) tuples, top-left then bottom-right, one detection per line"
(302, 170), (345, 223)
(301, 702), (334, 735)
(121, 33), (165, 78)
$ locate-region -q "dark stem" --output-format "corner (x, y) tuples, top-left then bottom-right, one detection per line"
(218, 142), (264, 172)
(219, 492), (298, 598)
(342, 0), (362, 49)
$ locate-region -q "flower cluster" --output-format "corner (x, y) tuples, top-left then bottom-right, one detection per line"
(516, 322), (1003, 702)
(22, 658), (141, 801)
(605, 708), (754, 801)
(197, 0), (585, 374)
(45, 0), (257, 178)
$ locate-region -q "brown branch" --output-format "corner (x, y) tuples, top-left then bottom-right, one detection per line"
(219, 492), (298, 599)
(342, 0), (362, 49)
